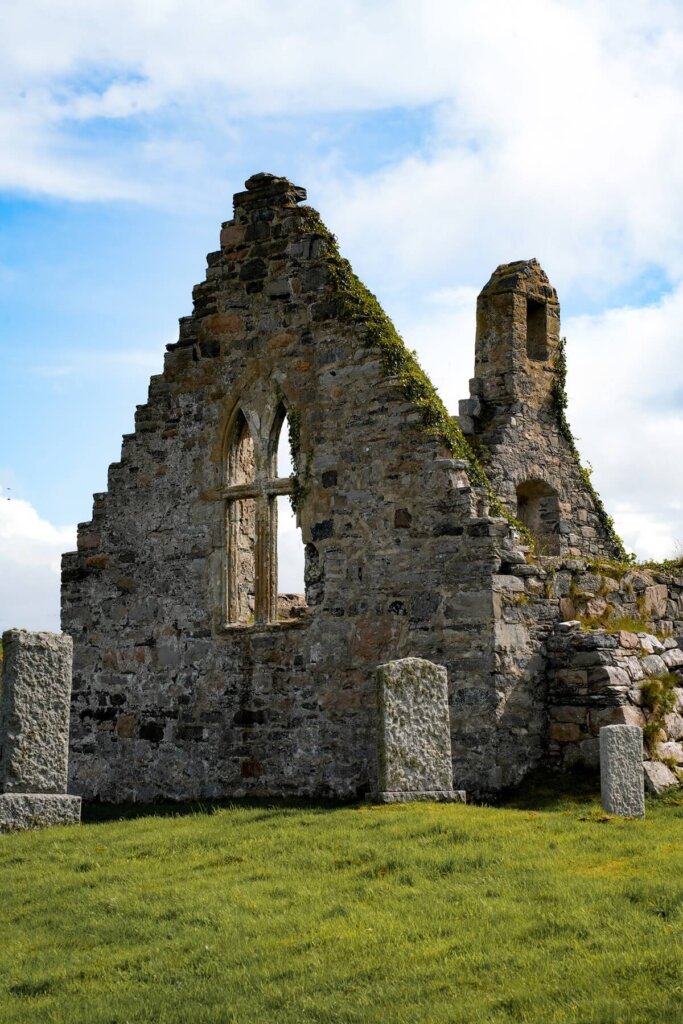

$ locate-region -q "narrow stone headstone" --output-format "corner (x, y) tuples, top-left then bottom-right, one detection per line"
(0, 629), (81, 832)
(599, 724), (644, 818)
(376, 657), (465, 803)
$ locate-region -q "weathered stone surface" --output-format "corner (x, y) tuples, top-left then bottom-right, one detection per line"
(600, 725), (644, 817)
(643, 759), (679, 794)
(641, 654), (667, 677)
(0, 794), (81, 833)
(0, 630), (73, 794)
(662, 648), (683, 670)
(663, 713), (683, 740)
(458, 260), (621, 559)
(639, 633), (664, 654)
(56, 171), (683, 805)
(63, 174), (556, 804)
(657, 740), (683, 763)
(545, 622), (683, 771)
(376, 658), (460, 801)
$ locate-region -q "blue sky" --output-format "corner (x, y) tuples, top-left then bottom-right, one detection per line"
(1, 0), (683, 631)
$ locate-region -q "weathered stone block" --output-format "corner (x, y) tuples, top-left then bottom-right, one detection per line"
(0, 630), (73, 794)
(0, 793), (81, 833)
(641, 654), (667, 678)
(657, 740), (683, 764)
(662, 648), (683, 670)
(599, 725), (644, 818)
(376, 658), (464, 802)
(643, 759), (679, 794)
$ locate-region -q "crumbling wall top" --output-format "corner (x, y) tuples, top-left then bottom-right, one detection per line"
(479, 258), (557, 301)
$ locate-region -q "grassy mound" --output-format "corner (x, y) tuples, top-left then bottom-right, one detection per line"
(1, 788), (682, 1023)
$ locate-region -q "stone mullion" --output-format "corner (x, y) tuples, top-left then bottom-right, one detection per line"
(225, 484), (260, 625)
(254, 493), (272, 624)
(225, 477), (293, 625)
(225, 499), (239, 624)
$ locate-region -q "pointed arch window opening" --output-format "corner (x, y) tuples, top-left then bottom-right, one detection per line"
(223, 405), (304, 626)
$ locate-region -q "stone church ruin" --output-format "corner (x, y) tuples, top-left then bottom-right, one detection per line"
(57, 173), (683, 806)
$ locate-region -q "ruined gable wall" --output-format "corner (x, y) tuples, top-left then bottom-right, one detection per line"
(62, 174), (543, 802)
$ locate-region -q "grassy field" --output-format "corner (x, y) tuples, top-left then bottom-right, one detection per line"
(0, 780), (682, 1024)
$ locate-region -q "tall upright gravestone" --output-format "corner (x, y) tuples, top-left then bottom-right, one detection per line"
(599, 724), (645, 818)
(0, 630), (81, 832)
(376, 657), (466, 803)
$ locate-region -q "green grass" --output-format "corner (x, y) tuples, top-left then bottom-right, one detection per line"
(1, 784), (682, 1024)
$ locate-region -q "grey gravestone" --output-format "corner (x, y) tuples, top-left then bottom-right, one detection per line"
(376, 657), (465, 803)
(0, 630), (81, 831)
(599, 724), (644, 817)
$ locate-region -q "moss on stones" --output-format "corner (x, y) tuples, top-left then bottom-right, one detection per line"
(299, 207), (526, 536)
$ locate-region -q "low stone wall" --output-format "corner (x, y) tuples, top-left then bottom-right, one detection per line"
(541, 560), (683, 638)
(546, 623), (683, 787)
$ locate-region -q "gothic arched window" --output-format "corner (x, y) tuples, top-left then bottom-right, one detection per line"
(223, 404), (302, 625)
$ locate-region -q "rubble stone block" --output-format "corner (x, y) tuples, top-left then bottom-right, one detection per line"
(0, 794), (81, 833)
(376, 657), (465, 803)
(0, 630), (74, 793)
(599, 725), (644, 817)
(643, 759), (679, 794)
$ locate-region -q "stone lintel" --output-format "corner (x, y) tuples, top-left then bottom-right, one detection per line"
(0, 793), (81, 833)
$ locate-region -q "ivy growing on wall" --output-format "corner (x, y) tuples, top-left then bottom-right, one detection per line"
(286, 408), (309, 514)
(299, 207), (529, 539)
(550, 337), (630, 561)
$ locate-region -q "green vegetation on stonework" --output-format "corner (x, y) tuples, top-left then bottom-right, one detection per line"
(286, 407), (308, 514)
(1, 793), (683, 1024)
(551, 337), (630, 561)
(641, 673), (679, 756)
(577, 610), (658, 635)
(299, 207), (529, 538)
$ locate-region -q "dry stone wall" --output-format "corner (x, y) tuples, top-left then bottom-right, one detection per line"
(546, 623), (683, 780)
(62, 173), (541, 803)
(493, 555), (683, 789)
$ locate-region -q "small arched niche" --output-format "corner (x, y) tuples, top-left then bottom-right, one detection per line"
(516, 479), (561, 555)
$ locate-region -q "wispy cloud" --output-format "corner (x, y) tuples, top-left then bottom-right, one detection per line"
(31, 347), (164, 380)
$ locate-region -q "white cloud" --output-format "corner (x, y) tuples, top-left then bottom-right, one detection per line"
(1, 0), (681, 300)
(0, 489), (75, 633)
(564, 283), (683, 559)
(2, 0), (683, 574)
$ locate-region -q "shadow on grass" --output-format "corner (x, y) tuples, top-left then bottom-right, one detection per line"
(81, 769), (607, 824)
(498, 765), (601, 811)
(81, 794), (357, 825)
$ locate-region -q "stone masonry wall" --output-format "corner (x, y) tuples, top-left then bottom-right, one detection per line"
(493, 553), (683, 786)
(62, 173), (540, 803)
(546, 624), (683, 777)
(458, 261), (620, 559)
